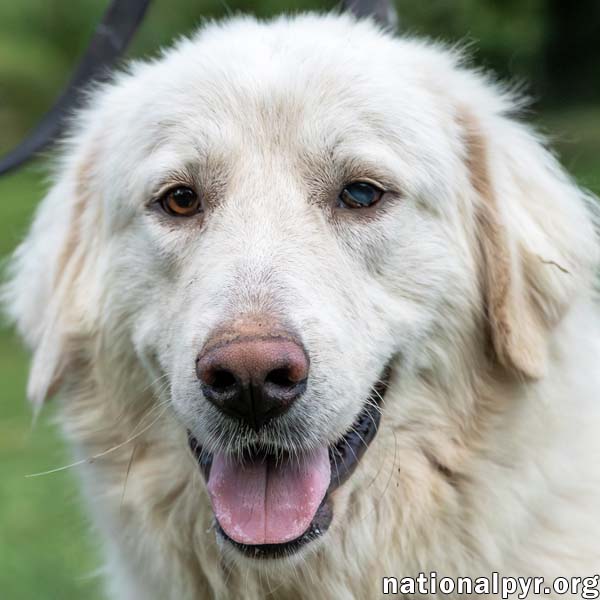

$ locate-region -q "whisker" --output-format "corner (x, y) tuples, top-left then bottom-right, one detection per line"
(330, 445), (342, 486)
(341, 429), (361, 467)
(120, 442), (139, 510)
(25, 405), (168, 478)
(141, 372), (170, 395)
(356, 429), (398, 524)
(347, 423), (370, 453)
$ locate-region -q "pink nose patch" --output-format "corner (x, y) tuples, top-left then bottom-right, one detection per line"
(207, 447), (331, 545)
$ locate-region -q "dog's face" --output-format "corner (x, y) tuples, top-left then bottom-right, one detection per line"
(7, 15), (592, 567)
(98, 16), (477, 557)
(128, 40), (470, 433)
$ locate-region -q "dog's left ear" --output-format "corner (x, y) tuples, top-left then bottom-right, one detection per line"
(459, 106), (597, 379)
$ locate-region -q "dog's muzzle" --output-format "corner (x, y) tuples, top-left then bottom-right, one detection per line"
(189, 348), (391, 559)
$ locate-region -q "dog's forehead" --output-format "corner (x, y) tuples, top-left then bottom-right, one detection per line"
(127, 18), (435, 153)
(95, 16), (452, 207)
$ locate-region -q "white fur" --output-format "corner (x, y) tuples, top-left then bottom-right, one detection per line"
(4, 13), (600, 599)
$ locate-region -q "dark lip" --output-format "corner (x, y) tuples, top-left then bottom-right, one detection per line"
(188, 364), (391, 559)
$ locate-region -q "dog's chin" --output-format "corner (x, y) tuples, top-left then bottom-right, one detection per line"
(188, 365), (391, 561)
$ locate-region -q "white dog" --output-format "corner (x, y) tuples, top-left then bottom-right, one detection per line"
(4, 13), (600, 600)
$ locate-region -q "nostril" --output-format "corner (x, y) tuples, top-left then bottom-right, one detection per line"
(265, 367), (297, 388)
(264, 365), (307, 403)
(209, 369), (237, 391)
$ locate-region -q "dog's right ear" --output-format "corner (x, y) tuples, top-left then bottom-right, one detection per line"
(2, 145), (102, 407)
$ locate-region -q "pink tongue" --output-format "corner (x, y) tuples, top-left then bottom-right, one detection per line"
(207, 448), (331, 545)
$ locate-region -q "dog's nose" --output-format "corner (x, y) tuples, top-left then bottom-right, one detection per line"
(196, 328), (309, 431)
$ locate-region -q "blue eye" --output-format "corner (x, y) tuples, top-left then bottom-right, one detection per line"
(338, 182), (384, 209)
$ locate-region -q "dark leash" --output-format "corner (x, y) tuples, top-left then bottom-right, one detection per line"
(0, 0), (397, 176)
(0, 0), (152, 175)
(343, 0), (397, 28)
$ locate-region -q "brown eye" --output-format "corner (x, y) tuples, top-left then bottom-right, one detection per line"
(338, 182), (384, 209)
(159, 186), (201, 217)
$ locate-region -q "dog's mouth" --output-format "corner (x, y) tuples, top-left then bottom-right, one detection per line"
(188, 366), (391, 559)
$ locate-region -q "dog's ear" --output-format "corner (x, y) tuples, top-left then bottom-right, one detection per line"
(460, 107), (597, 379)
(3, 146), (102, 406)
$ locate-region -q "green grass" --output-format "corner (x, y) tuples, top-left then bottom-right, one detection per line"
(0, 167), (102, 600)
(536, 106), (600, 196)
(0, 108), (598, 599)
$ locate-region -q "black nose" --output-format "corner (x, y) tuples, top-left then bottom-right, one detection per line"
(196, 331), (309, 431)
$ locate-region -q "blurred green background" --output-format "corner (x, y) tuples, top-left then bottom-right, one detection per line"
(0, 1), (598, 598)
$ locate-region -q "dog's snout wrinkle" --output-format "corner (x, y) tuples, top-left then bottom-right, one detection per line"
(196, 321), (309, 431)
